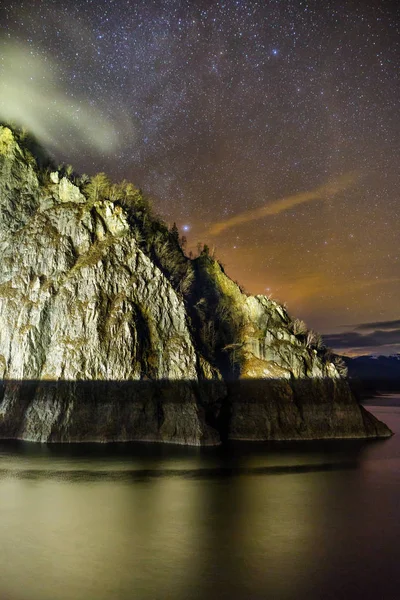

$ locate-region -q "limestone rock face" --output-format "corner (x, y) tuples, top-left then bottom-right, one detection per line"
(0, 127), (391, 444)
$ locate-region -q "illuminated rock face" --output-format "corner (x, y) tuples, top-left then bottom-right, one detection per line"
(0, 127), (391, 443)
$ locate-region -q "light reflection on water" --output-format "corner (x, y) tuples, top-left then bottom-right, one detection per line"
(0, 404), (399, 600)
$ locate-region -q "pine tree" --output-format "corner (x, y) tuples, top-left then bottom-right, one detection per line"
(170, 222), (179, 243)
(84, 173), (111, 202)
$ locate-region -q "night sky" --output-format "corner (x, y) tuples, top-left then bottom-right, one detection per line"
(0, 0), (399, 356)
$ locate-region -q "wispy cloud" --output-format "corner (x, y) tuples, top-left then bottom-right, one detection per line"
(0, 43), (134, 156)
(208, 172), (358, 236)
(324, 320), (400, 355)
(354, 319), (400, 331)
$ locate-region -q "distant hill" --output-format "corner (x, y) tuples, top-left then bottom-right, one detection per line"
(344, 354), (400, 393)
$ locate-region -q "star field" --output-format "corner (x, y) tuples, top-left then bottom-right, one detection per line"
(0, 0), (399, 354)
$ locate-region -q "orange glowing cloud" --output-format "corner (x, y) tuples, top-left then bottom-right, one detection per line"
(208, 172), (358, 236)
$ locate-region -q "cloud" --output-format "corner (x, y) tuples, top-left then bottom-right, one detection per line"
(324, 326), (400, 352)
(354, 319), (400, 331)
(0, 43), (134, 156)
(208, 172), (358, 236)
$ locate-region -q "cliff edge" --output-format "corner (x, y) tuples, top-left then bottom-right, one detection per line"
(0, 126), (391, 444)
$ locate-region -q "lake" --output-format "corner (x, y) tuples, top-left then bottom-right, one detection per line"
(0, 398), (399, 600)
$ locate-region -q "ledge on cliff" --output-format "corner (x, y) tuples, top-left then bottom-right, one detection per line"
(0, 125), (392, 444)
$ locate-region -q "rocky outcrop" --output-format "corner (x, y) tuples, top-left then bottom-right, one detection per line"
(0, 126), (391, 444)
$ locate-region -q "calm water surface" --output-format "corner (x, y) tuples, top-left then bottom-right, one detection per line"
(1, 399), (400, 600)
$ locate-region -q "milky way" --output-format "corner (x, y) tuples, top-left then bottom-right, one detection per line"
(0, 0), (399, 354)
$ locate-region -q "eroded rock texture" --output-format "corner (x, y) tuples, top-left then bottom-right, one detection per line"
(0, 126), (391, 443)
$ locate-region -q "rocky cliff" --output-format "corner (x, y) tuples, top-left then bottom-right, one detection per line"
(0, 126), (391, 444)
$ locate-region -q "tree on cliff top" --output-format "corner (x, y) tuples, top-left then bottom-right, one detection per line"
(84, 173), (111, 202)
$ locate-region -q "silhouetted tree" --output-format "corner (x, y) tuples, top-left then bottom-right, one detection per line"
(170, 222), (179, 243)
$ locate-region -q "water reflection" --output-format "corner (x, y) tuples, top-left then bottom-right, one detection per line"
(0, 407), (398, 600)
